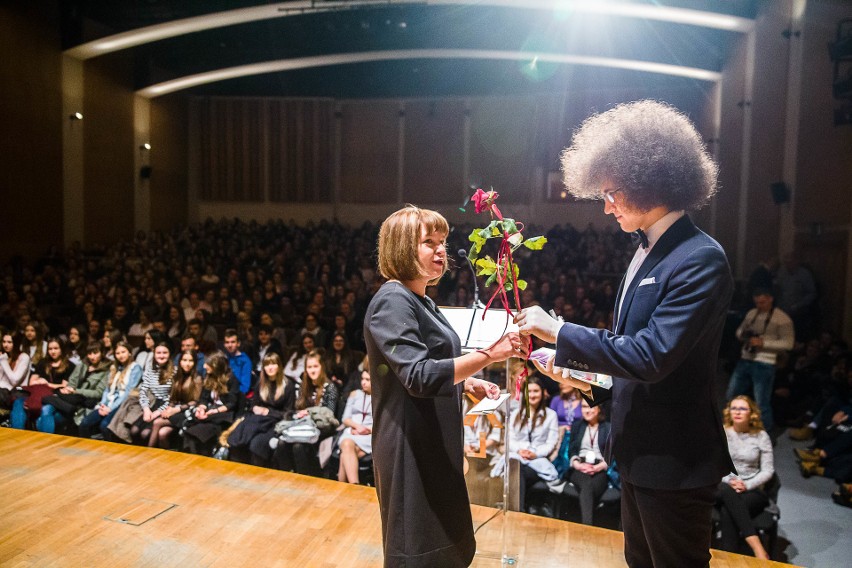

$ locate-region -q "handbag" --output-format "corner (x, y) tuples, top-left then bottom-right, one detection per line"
(306, 405), (339, 436)
(274, 415), (321, 444)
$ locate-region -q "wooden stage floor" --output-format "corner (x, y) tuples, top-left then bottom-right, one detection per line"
(0, 429), (795, 567)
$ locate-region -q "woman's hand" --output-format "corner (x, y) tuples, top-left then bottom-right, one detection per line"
(194, 406), (208, 420)
(483, 332), (529, 363)
(142, 407), (153, 422)
(465, 378), (500, 400)
(252, 406), (269, 416)
(353, 424), (371, 435)
(29, 376), (46, 385)
(98, 404), (110, 417)
(728, 477), (747, 493)
(518, 448), (537, 460)
(295, 409), (308, 419)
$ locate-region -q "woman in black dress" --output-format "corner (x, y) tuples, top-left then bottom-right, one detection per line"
(364, 205), (527, 568)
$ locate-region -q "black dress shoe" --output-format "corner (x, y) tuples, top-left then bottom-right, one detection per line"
(831, 492), (852, 508)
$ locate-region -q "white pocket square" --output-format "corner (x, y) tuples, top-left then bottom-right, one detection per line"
(638, 277), (656, 286)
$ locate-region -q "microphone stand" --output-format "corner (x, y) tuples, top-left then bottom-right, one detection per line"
(457, 248), (485, 309)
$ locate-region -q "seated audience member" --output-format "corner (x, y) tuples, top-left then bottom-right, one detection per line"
(507, 376), (559, 514)
(147, 349), (203, 449)
(101, 329), (124, 361)
(133, 330), (162, 371)
(127, 307), (154, 340)
(10, 337), (76, 429)
(175, 335), (206, 377)
(323, 332), (362, 396)
(127, 341), (175, 444)
(228, 352), (296, 467)
(273, 349), (339, 476)
(166, 304), (186, 342)
(337, 365), (373, 484)
(1, 331), (31, 411)
(21, 322), (47, 372)
(66, 325), (88, 365)
(183, 351), (240, 456)
(223, 329), (252, 394)
(250, 324), (283, 374)
(795, 387), (852, 483)
(567, 399), (612, 526)
(299, 313), (327, 349)
(78, 341), (142, 439)
(258, 312), (287, 347)
(211, 297), (236, 328)
(718, 396), (773, 560)
(37, 341), (110, 434)
(341, 354), (369, 402)
(283, 333), (316, 389)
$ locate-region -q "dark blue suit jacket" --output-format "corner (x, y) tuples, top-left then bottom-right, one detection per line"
(555, 215), (735, 490)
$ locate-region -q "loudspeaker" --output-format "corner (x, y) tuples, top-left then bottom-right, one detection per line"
(140, 166), (152, 179)
(770, 182), (790, 205)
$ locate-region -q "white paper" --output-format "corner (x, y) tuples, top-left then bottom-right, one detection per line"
(466, 393), (512, 415)
(439, 306), (518, 350)
(529, 347), (613, 390)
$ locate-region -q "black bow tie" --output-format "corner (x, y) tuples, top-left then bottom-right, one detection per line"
(631, 229), (649, 249)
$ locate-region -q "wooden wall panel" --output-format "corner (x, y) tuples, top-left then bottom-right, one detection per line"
(149, 95), (189, 232)
(403, 100), (465, 204)
(339, 101), (399, 203)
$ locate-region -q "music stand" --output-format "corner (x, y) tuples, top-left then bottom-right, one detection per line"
(440, 306), (520, 565)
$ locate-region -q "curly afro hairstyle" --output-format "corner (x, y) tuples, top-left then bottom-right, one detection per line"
(560, 100), (718, 212)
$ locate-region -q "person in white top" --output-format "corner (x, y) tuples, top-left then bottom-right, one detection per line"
(507, 376), (559, 514)
(337, 366), (373, 484)
(1, 332), (31, 396)
(726, 288), (795, 431)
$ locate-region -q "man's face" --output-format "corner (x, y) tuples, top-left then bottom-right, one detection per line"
(753, 294), (774, 312)
(258, 330), (270, 345)
(114, 306), (126, 319)
(602, 182), (647, 233)
(224, 336), (239, 354)
(181, 337), (197, 352)
(188, 323), (201, 337)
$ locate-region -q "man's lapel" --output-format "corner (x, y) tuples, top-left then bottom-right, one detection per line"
(615, 215), (696, 334)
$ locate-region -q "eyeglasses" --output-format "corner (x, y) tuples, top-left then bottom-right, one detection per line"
(729, 406), (751, 412)
(604, 189), (623, 204)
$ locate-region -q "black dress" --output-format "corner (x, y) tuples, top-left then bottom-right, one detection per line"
(364, 281), (475, 568)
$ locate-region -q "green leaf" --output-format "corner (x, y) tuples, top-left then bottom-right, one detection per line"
(484, 271), (498, 288)
(475, 257), (497, 276)
(501, 218), (518, 235)
(516, 279), (527, 290)
(523, 236), (548, 250)
(468, 229), (486, 256)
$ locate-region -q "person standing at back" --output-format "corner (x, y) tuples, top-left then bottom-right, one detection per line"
(515, 100), (735, 567)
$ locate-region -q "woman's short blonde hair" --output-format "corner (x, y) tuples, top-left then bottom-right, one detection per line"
(378, 205), (449, 285)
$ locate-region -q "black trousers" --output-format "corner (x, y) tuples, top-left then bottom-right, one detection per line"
(621, 479), (716, 568)
(716, 483), (768, 552)
(568, 468), (609, 525)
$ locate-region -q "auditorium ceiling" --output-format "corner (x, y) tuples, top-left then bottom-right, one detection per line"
(60, 1), (759, 98)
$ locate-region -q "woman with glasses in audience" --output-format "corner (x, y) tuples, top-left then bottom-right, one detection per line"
(718, 396), (773, 560)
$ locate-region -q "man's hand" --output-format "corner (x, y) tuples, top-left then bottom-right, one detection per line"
(514, 306), (562, 344)
(465, 378), (500, 400)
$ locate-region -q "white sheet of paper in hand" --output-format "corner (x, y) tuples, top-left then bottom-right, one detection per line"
(467, 393), (511, 415)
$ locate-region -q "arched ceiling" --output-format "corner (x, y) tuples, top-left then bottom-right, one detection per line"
(61, 1), (758, 99)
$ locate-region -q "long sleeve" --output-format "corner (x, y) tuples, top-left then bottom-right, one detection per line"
(108, 363), (143, 410)
(0, 354), (31, 388)
(531, 409), (559, 458)
(365, 289), (455, 398)
(724, 428), (774, 490)
(74, 368), (109, 399)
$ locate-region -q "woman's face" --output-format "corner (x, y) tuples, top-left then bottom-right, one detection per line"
(333, 336), (345, 352)
(203, 363), (212, 376)
(24, 325), (36, 341)
(581, 400), (600, 423)
(361, 370), (371, 394)
(144, 333), (154, 350)
(179, 352), (195, 373)
(47, 341), (62, 361)
(114, 345), (131, 365)
(559, 382), (576, 397)
(417, 225), (447, 282)
(169, 306), (179, 321)
(263, 361), (280, 378)
(153, 345), (170, 366)
(305, 356), (322, 381)
(87, 350), (103, 365)
(728, 398), (752, 429)
(1, 335), (13, 354)
(528, 383), (543, 407)
(69, 328), (80, 344)
(302, 336), (315, 351)
(102, 332), (112, 348)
